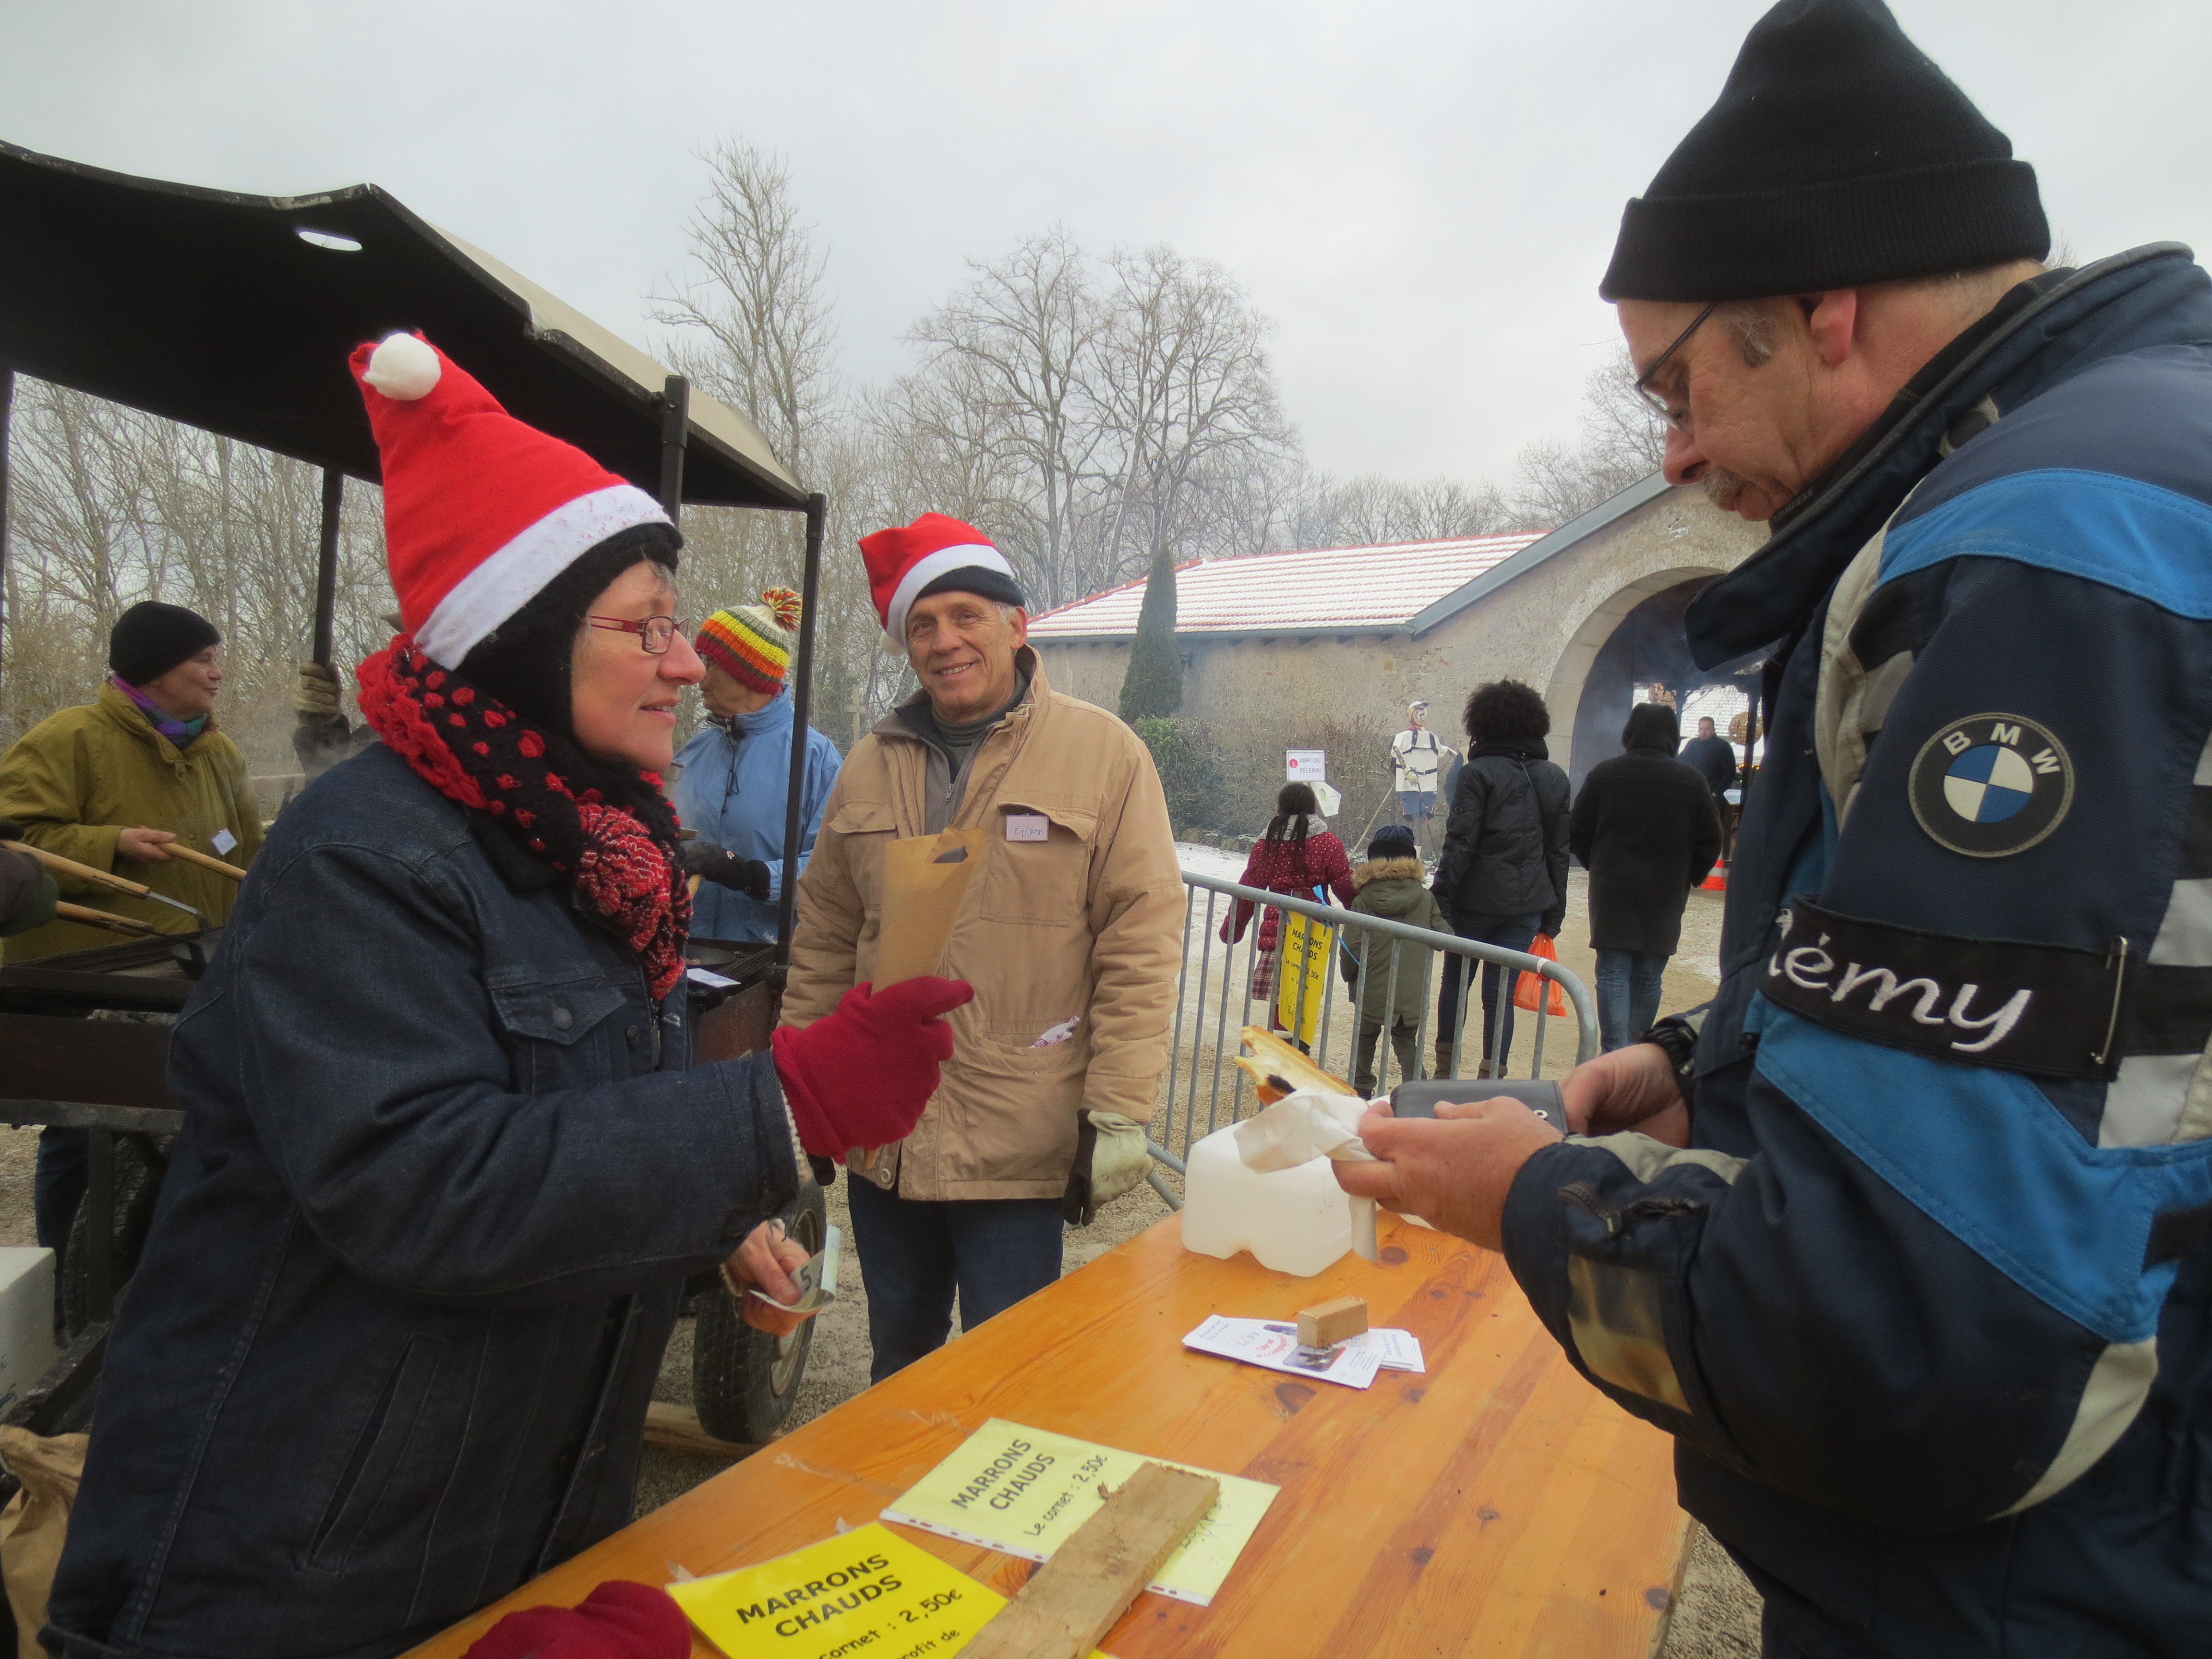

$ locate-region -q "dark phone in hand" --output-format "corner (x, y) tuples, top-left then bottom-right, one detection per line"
(1389, 1078), (1568, 1133)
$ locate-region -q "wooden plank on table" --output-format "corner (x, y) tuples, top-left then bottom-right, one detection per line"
(963, 1463), (1219, 1659)
(407, 1213), (1684, 1659)
(642, 1401), (757, 1462)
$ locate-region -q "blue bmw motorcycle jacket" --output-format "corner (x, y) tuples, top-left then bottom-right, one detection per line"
(1499, 244), (2212, 1656)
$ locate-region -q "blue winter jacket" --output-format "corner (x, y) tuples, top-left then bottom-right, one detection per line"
(1500, 245), (2212, 1655)
(47, 743), (799, 1659)
(672, 693), (840, 944)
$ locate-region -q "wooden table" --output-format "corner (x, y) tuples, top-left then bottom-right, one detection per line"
(411, 1214), (1688, 1659)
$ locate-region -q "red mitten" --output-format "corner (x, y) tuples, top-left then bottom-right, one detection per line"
(462, 1579), (689, 1659)
(771, 976), (974, 1159)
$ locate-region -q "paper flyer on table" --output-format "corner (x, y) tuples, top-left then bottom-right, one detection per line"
(666, 1520), (1111, 1659)
(878, 1419), (1277, 1608)
(1345, 1326), (1425, 1373)
(1181, 1315), (1393, 1388)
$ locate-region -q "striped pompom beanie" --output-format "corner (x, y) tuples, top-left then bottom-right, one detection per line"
(696, 589), (802, 694)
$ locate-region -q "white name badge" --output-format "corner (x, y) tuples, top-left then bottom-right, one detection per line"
(211, 829), (238, 855)
(1005, 813), (1049, 842)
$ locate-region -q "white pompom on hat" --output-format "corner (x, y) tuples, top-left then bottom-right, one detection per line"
(348, 331), (670, 667)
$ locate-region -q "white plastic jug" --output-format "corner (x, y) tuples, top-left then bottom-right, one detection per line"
(1178, 1124), (1354, 1276)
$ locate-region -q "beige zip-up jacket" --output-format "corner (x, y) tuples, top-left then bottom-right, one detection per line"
(782, 651), (1183, 1202)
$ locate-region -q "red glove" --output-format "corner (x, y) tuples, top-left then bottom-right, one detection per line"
(772, 977), (974, 1159)
(462, 1580), (689, 1659)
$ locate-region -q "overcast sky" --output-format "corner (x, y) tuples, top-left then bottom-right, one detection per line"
(5, 0), (2207, 489)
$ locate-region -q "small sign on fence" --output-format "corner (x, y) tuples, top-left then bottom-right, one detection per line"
(1286, 749), (1325, 782)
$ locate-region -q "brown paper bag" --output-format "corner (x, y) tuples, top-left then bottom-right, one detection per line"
(0, 1427), (88, 1656)
(874, 829), (987, 986)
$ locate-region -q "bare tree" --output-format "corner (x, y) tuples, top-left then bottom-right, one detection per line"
(1091, 245), (1294, 585)
(1271, 470), (1514, 551)
(651, 141), (838, 478)
(1, 379), (393, 762)
(898, 228), (1111, 609)
(1508, 349), (1667, 527)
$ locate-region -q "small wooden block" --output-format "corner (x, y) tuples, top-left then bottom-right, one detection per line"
(640, 1400), (757, 1461)
(1297, 1295), (1368, 1349)
(960, 1462), (1219, 1659)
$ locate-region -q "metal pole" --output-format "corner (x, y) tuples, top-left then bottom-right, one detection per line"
(776, 492), (827, 960)
(312, 469), (343, 667)
(658, 375), (689, 527)
(0, 369), (13, 696)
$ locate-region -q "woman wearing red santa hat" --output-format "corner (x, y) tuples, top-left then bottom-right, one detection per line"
(45, 333), (966, 1659)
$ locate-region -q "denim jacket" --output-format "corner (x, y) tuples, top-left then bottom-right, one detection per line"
(48, 743), (798, 1659)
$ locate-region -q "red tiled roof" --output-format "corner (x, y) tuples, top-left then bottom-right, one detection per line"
(1025, 533), (1549, 637)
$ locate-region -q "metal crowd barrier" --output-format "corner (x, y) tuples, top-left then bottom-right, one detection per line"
(1140, 871), (1599, 1211)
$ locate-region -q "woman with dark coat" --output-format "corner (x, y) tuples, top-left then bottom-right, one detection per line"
(1223, 782), (1357, 1026)
(1569, 700), (1723, 1051)
(1431, 680), (1570, 1077)
(46, 334), (965, 1659)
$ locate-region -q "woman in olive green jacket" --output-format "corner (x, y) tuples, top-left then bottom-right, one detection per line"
(0, 601), (262, 963)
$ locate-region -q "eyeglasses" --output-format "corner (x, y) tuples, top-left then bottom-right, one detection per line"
(588, 614), (686, 654)
(1632, 301), (1718, 433)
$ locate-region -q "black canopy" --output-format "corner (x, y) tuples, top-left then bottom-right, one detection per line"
(0, 141), (804, 509)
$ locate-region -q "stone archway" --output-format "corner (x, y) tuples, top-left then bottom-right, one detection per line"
(1542, 566), (1726, 787)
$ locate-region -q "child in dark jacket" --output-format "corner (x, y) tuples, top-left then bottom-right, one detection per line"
(1342, 825), (1450, 1095)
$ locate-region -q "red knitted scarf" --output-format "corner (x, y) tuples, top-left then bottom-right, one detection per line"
(357, 638), (691, 999)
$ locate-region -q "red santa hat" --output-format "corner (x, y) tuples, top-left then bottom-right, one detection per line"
(349, 332), (671, 668)
(858, 513), (1023, 641)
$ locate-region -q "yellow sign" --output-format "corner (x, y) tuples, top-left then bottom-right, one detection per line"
(879, 1419), (1277, 1607)
(668, 1521), (1108, 1659)
(1275, 910), (1334, 1046)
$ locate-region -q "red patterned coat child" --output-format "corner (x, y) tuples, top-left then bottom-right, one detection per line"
(1221, 787), (1357, 998)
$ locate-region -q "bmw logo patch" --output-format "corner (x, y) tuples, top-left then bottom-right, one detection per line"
(1910, 713), (2073, 857)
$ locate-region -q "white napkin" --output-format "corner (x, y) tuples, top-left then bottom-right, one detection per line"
(1235, 1090), (1382, 1260)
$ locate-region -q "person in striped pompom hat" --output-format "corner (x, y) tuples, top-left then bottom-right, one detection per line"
(672, 588), (842, 944)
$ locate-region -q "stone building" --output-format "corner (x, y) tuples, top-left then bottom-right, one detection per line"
(1027, 473), (1766, 830)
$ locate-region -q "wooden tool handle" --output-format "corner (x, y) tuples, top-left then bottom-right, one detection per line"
(163, 844), (247, 880)
(8, 840), (152, 899)
(55, 901), (164, 938)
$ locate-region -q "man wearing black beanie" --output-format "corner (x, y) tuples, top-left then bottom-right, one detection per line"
(1337, 3), (2212, 1654)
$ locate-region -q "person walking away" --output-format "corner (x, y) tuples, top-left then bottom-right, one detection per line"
(1222, 782), (1357, 1034)
(1679, 713), (1742, 860)
(1342, 824), (1447, 1095)
(672, 591), (842, 944)
(1390, 701), (1444, 854)
(46, 332), (962, 1659)
(784, 514), (1183, 1382)
(1569, 702), (1720, 1051)
(1331, 8), (2212, 1651)
(0, 600), (264, 1277)
(1430, 680), (1569, 1078)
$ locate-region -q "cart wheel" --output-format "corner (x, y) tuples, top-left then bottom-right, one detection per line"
(691, 1179), (826, 1445)
(60, 1134), (169, 1340)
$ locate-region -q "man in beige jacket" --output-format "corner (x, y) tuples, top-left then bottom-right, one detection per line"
(784, 513), (1183, 1380)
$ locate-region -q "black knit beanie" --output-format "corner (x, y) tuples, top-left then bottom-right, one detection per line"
(1599, 0), (2049, 302)
(109, 601), (220, 686)
(1369, 825), (1419, 861)
(459, 523), (681, 742)
(916, 566), (1025, 613)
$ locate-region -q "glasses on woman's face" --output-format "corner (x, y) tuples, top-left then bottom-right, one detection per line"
(1632, 301), (1719, 433)
(587, 614), (686, 654)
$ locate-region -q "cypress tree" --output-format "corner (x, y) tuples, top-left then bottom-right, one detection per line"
(1117, 541), (1183, 721)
